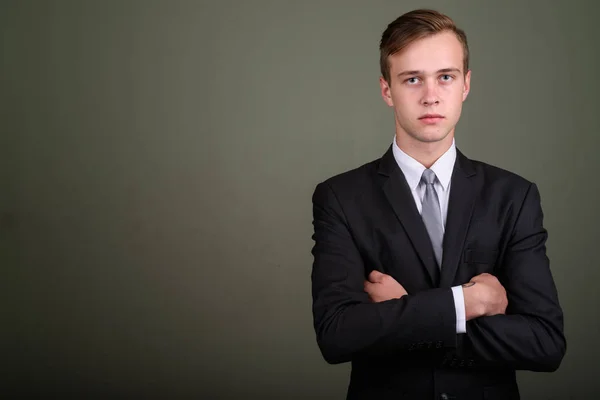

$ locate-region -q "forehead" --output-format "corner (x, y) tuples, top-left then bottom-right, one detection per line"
(388, 31), (464, 74)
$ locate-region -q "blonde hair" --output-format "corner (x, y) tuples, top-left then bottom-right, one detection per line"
(379, 9), (469, 83)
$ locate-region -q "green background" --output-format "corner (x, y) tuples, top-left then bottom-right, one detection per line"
(2, 1), (598, 398)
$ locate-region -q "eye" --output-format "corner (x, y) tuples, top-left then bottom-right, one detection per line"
(440, 74), (454, 82)
(406, 77), (420, 85)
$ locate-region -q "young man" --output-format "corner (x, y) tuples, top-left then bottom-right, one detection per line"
(310, 9), (566, 400)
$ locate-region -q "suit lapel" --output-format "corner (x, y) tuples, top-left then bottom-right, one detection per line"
(439, 150), (480, 287)
(378, 146), (440, 286)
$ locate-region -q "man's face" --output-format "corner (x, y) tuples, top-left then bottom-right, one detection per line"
(380, 31), (471, 145)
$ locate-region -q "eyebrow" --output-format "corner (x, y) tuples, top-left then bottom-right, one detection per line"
(397, 68), (462, 77)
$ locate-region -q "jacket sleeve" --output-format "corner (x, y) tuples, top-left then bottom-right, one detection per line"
(444, 183), (566, 372)
(311, 181), (458, 364)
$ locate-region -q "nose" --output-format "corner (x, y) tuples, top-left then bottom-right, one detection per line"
(421, 82), (440, 106)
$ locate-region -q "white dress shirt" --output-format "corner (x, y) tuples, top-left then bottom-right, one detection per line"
(392, 137), (467, 334)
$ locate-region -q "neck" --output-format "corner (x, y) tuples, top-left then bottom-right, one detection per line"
(395, 132), (454, 168)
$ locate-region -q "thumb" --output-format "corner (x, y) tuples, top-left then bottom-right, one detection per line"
(368, 269), (385, 283)
(471, 272), (491, 283)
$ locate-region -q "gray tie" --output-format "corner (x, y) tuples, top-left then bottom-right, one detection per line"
(421, 169), (443, 268)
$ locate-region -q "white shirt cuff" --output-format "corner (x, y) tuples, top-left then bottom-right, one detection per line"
(451, 285), (467, 334)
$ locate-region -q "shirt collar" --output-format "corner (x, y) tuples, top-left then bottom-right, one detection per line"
(392, 137), (456, 191)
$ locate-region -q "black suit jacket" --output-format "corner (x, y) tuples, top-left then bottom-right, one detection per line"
(310, 146), (566, 400)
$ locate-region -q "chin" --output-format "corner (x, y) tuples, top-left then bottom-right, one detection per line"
(398, 123), (453, 145)
(412, 132), (450, 144)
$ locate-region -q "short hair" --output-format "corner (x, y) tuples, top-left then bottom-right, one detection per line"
(379, 9), (469, 83)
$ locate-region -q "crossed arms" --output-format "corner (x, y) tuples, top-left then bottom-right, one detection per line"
(311, 181), (566, 371)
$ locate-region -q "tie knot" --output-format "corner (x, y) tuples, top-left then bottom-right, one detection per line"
(421, 169), (437, 185)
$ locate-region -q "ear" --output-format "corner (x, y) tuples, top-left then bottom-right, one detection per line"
(379, 76), (394, 107)
(462, 70), (471, 101)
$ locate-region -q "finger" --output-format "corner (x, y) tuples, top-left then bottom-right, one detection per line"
(364, 281), (382, 297)
(470, 273), (489, 282)
(368, 269), (385, 282)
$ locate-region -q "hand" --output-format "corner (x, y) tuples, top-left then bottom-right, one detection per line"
(462, 273), (508, 320)
(364, 270), (408, 303)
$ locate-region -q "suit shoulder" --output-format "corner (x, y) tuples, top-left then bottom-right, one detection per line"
(313, 158), (380, 196)
(465, 157), (543, 206)
(469, 158), (534, 188)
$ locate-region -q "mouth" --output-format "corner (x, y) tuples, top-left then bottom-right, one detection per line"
(418, 114), (445, 124)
